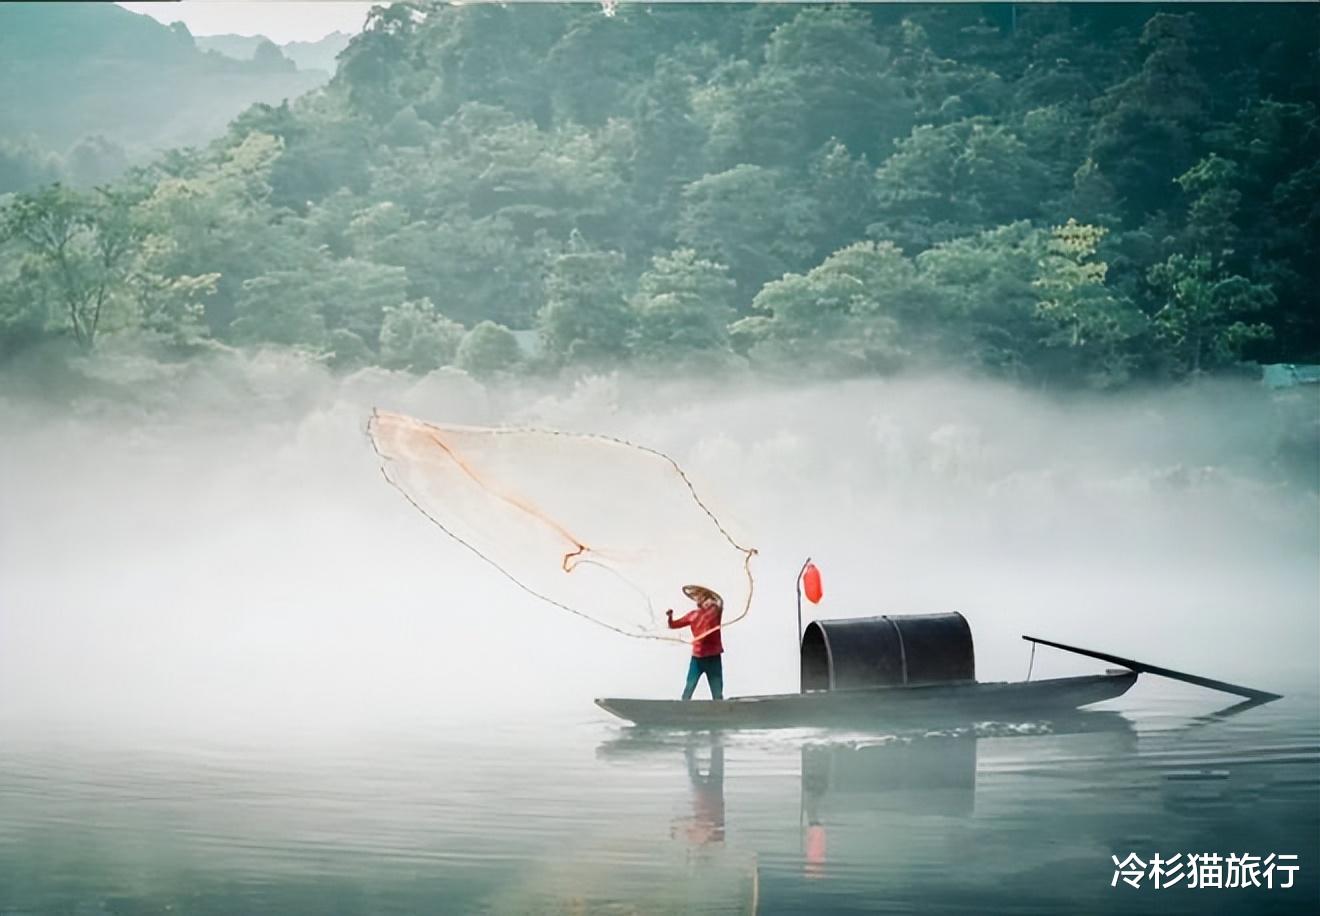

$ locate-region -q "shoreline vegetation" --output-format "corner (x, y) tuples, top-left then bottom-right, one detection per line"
(1, 2), (1317, 395)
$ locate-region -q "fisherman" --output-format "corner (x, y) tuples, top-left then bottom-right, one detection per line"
(667, 585), (725, 700)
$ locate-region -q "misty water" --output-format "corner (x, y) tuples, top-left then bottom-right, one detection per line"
(2, 362), (1317, 913)
(2, 694), (1317, 914)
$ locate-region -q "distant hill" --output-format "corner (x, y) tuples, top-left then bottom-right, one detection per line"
(197, 31), (352, 75)
(192, 33), (268, 62)
(281, 31), (352, 73)
(0, 3), (328, 156)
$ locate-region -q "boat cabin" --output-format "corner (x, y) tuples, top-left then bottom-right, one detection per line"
(800, 612), (976, 692)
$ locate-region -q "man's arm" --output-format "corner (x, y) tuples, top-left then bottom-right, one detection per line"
(668, 609), (695, 629)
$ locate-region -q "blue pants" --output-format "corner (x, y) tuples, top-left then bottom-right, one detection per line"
(683, 655), (724, 700)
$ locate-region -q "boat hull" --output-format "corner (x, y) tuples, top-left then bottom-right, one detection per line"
(595, 672), (1138, 729)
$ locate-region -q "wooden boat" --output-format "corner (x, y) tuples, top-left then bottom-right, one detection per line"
(596, 613), (1279, 730)
(597, 670), (1136, 728)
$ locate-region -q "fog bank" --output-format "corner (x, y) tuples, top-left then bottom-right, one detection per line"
(2, 350), (1316, 738)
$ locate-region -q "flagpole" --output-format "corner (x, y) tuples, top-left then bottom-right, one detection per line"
(796, 556), (811, 692)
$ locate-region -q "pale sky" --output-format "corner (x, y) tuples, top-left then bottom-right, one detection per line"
(117, 2), (375, 44)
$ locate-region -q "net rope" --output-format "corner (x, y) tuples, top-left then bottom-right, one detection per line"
(367, 409), (757, 645)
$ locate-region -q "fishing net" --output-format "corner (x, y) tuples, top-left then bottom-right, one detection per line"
(367, 410), (757, 644)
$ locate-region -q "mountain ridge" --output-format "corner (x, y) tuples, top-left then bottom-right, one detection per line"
(0, 2), (330, 154)
(196, 30), (353, 74)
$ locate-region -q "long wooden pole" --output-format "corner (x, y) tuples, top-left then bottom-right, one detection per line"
(1022, 635), (1282, 702)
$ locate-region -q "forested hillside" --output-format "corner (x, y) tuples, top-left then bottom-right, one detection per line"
(0, 3), (326, 190)
(2, 2), (1316, 388)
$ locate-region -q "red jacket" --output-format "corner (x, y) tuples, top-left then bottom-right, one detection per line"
(669, 606), (724, 657)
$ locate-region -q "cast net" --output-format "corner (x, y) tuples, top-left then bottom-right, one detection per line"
(367, 409), (757, 644)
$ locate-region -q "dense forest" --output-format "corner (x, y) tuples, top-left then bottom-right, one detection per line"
(1, 1), (1317, 389)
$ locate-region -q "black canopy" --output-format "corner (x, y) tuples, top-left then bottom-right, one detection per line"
(801, 613), (975, 692)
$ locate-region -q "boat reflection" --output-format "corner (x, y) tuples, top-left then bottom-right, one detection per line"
(801, 735), (976, 880)
(594, 705), (1320, 909)
(798, 712), (1138, 881)
(802, 734), (977, 830)
(599, 711), (1141, 889)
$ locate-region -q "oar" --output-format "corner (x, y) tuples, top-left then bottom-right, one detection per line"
(1022, 635), (1283, 703)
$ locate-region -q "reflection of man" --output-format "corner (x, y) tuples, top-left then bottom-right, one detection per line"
(674, 735), (725, 845)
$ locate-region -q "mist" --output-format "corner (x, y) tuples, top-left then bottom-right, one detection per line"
(2, 350), (1316, 741)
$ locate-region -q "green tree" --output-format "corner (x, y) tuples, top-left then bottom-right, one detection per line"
(735, 241), (922, 372)
(631, 249), (736, 358)
(544, 7), (652, 127)
(1175, 154), (1241, 259)
(0, 184), (142, 350)
(916, 221), (1047, 375)
(698, 7), (912, 168)
(0, 261), (55, 358)
(124, 260), (219, 348)
(806, 140), (875, 257)
(379, 298), (465, 372)
(336, 2), (425, 123)
(349, 205), (543, 328)
(1063, 157), (1125, 229)
(677, 165), (820, 299)
(628, 59), (708, 242)
(382, 105), (431, 147)
(536, 248), (633, 366)
(228, 101), (372, 211)
(402, 3), (560, 126)
(229, 273), (327, 349)
(1033, 220), (1147, 386)
(456, 319), (521, 379)
(1088, 13), (1209, 219)
(233, 257), (408, 349)
(391, 102), (628, 245)
(134, 131), (303, 337)
(873, 118), (1049, 252)
(1206, 101), (1320, 359)
(1147, 253), (1274, 376)
(1020, 104), (1090, 207)
(888, 17), (1007, 123)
